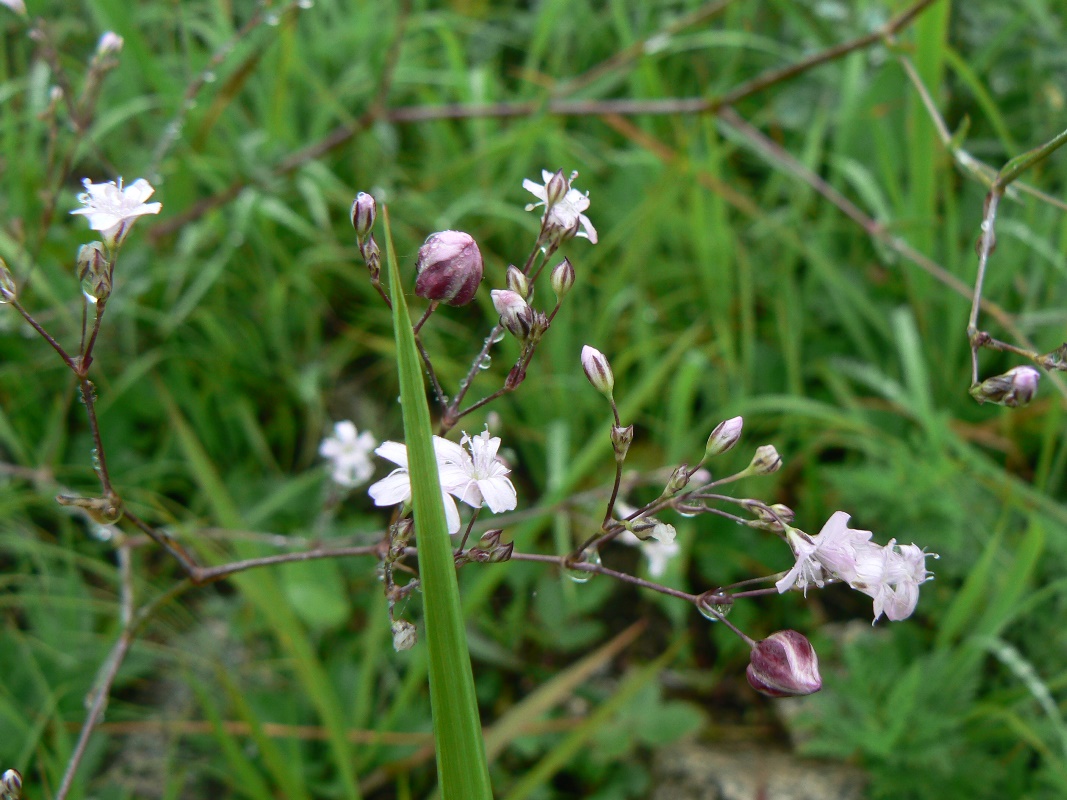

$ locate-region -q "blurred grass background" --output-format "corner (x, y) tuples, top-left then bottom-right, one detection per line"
(2, 0), (1067, 798)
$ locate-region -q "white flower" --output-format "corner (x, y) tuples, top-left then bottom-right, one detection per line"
(619, 529), (680, 578)
(523, 169), (597, 244)
(319, 421), (376, 488)
(70, 177), (162, 245)
(438, 429), (517, 514)
(367, 438), (463, 534)
(776, 512), (936, 623)
(851, 539), (937, 623)
(775, 511), (873, 595)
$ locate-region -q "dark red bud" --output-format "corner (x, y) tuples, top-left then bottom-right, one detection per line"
(746, 630), (822, 698)
(415, 230), (483, 306)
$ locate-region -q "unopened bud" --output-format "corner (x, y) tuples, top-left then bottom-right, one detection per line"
(0, 258), (16, 303)
(746, 630), (822, 698)
(391, 619), (417, 652)
(1037, 343), (1067, 371)
(77, 242), (111, 300)
(505, 265), (529, 298)
(350, 192), (376, 239)
(581, 345), (614, 397)
(415, 230), (483, 306)
(96, 31), (124, 56)
(545, 169), (569, 208)
(610, 424), (633, 460)
(664, 464), (690, 495)
(742, 500), (795, 531)
(1, 768), (22, 800)
(748, 445), (782, 476)
(705, 416), (743, 457)
(361, 233), (381, 278)
(491, 289), (534, 339)
(550, 258), (575, 299)
(970, 365), (1040, 408)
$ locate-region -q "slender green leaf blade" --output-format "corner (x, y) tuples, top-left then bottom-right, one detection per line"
(384, 208), (492, 800)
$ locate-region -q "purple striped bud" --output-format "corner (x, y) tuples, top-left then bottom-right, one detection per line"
(705, 416), (743, 457)
(505, 265), (529, 298)
(550, 258), (575, 299)
(746, 630), (822, 698)
(350, 192), (376, 239)
(581, 345), (614, 397)
(491, 289), (534, 339)
(415, 230), (483, 306)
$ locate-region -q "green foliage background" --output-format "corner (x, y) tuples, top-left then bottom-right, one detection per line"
(2, 1), (1067, 798)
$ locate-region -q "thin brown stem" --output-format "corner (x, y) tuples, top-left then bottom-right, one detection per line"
(80, 378), (113, 496)
(510, 551), (699, 604)
(9, 298), (79, 371)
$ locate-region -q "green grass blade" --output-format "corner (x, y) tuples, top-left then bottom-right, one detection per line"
(383, 208), (492, 800)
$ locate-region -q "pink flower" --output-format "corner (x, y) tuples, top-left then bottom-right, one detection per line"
(776, 512), (936, 623)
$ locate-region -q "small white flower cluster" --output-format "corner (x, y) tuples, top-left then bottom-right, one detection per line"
(318, 421), (377, 488)
(776, 512), (936, 623)
(367, 428), (517, 534)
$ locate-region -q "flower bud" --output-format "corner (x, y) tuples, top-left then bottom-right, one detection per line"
(741, 500), (795, 531)
(1, 768), (21, 800)
(350, 192), (376, 239)
(77, 242), (112, 300)
(748, 444), (782, 476)
(361, 233), (381, 278)
(969, 365), (1040, 408)
(391, 619), (417, 652)
(491, 289), (534, 339)
(96, 31), (124, 56)
(705, 416), (743, 457)
(664, 464), (690, 495)
(581, 345), (614, 397)
(610, 424), (633, 461)
(545, 169), (569, 208)
(415, 230), (483, 306)
(550, 258), (575, 299)
(0, 258), (16, 304)
(505, 265), (529, 298)
(746, 630), (822, 697)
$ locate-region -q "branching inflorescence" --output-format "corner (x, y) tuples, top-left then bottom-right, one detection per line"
(329, 168), (938, 692)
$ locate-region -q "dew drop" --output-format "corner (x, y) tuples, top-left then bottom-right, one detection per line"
(202, 70), (216, 83)
(697, 595), (733, 622)
(478, 355), (492, 370)
(90, 448), (102, 474)
(297, 0), (313, 7)
(265, 12), (281, 25)
(491, 329), (506, 344)
(565, 548), (601, 584)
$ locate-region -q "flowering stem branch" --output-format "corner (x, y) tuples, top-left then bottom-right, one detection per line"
(80, 379), (114, 496)
(9, 299), (79, 371)
(510, 551), (699, 604)
(966, 126), (1067, 385)
(81, 298), (107, 368)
